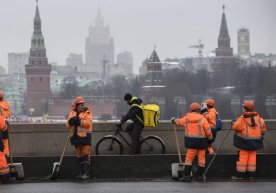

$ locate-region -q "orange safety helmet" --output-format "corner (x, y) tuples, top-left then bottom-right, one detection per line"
(0, 116), (6, 129)
(190, 102), (201, 111)
(243, 100), (254, 111)
(74, 96), (85, 105)
(205, 99), (215, 107)
(0, 91), (4, 99)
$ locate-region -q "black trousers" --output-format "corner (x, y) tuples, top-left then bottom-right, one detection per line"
(125, 122), (143, 154)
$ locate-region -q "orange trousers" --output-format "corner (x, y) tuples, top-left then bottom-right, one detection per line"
(236, 149), (256, 173)
(75, 145), (91, 160)
(0, 151), (9, 176)
(3, 139), (9, 156)
(184, 148), (206, 167)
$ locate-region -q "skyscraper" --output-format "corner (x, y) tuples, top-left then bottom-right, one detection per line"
(85, 8), (114, 77)
(25, 1), (51, 116)
(238, 28), (250, 57)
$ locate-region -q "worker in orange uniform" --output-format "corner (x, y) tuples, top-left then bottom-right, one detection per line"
(0, 115), (11, 183)
(0, 91), (11, 157)
(231, 100), (266, 180)
(171, 102), (213, 182)
(66, 96), (92, 180)
(201, 99), (220, 154)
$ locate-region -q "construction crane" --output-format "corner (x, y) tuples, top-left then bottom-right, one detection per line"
(189, 39), (204, 56)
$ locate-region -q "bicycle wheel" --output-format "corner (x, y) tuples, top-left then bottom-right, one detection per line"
(95, 136), (124, 155)
(139, 135), (166, 154)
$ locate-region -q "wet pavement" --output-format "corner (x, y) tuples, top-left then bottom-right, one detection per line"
(0, 181), (276, 193)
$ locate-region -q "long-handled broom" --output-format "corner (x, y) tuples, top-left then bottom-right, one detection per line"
(202, 126), (232, 182)
(50, 128), (72, 180)
(171, 125), (185, 180)
(7, 122), (24, 180)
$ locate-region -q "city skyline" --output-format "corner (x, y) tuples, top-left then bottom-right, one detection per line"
(0, 0), (275, 74)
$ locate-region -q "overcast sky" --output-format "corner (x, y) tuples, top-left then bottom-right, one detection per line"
(0, 0), (276, 74)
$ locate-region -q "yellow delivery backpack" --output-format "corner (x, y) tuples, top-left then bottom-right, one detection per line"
(132, 104), (160, 127)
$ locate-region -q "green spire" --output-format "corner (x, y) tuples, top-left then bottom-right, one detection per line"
(31, 0), (45, 49)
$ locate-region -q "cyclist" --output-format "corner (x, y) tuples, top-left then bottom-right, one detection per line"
(115, 93), (144, 154)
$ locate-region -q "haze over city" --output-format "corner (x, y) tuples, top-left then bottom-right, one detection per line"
(0, 0), (276, 73)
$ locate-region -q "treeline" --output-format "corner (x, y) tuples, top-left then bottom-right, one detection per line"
(59, 64), (276, 119)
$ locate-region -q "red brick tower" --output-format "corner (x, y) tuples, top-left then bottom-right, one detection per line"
(142, 47), (165, 96)
(211, 5), (239, 88)
(25, 1), (51, 116)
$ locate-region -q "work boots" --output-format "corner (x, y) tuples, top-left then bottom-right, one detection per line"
(196, 166), (206, 182)
(182, 165), (192, 182)
(80, 163), (91, 180)
(231, 171), (246, 181)
(247, 171), (255, 180)
(75, 163), (84, 179)
(0, 174), (15, 184)
(75, 157), (84, 179)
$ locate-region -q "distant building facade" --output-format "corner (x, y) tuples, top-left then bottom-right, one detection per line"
(0, 66), (6, 75)
(116, 51), (133, 76)
(84, 8), (114, 77)
(237, 28), (250, 58)
(8, 52), (29, 74)
(66, 53), (83, 72)
(25, 2), (52, 116)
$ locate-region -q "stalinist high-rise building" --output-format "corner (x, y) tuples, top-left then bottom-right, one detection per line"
(85, 8), (114, 78)
(25, 1), (51, 116)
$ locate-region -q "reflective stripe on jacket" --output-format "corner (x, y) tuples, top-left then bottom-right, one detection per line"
(175, 112), (212, 149)
(232, 112), (266, 150)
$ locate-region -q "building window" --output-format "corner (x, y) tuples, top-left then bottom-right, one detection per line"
(40, 77), (42, 82)
(31, 77), (34, 82)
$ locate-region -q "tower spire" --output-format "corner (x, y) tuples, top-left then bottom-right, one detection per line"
(31, 0), (45, 49)
(95, 5), (104, 27)
(219, 5), (229, 39)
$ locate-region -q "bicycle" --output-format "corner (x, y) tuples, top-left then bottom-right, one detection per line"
(95, 125), (166, 155)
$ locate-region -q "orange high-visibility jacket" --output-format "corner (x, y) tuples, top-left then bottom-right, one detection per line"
(66, 108), (92, 146)
(175, 112), (212, 149)
(0, 116), (7, 152)
(0, 101), (10, 156)
(0, 101), (10, 119)
(203, 108), (218, 128)
(233, 112), (266, 150)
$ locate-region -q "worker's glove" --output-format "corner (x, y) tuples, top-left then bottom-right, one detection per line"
(207, 139), (214, 145)
(69, 116), (79, 126)
(115, 123), (122, 128)
(231, 120), (236, 125)
(171, 117), (175, 124)
(261, 133), (265, 140)
(5, 120), (10, 127)
(75, 118), (81, 126)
